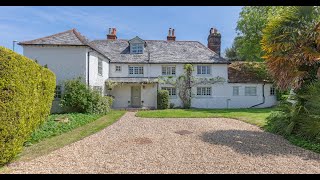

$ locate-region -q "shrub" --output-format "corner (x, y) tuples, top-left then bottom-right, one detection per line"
(266, 80), (320, 143)
(157, 90), (169, 109)
(0, 46), (56, 166)
(60, 78), (113, 114)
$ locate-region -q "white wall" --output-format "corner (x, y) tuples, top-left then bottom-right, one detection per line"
(191, 83), (277, 109)
(87, 51), (109, 94)
(109, 63), (228, 79)
(24, 46), (88, 113)
(23, 46), (87, 84)
(23, 45), (110, 113)
(110, 83), (157, 109)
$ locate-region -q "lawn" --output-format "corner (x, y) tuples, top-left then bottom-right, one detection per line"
(136, 108), (275, 127)
(15, 110), (125, 162)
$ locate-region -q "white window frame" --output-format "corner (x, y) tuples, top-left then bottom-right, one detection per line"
(233, 86), (240, 96)
(162, 66), (176, 76)
(115, 65), (121, 72)
(98, 58), (103, 76)
(245, 87), (257, 96)
(54, 85), (62, 99)
(129, 66), (144, 75)
(197, 87), (212, 96)
(131, 43), (143, 54)
(197, 65), (211, 75)
(161, 87), (177, 98)
(270, 87), (275, 96)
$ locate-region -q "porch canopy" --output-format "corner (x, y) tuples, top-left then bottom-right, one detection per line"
(108, 77), (158, 84)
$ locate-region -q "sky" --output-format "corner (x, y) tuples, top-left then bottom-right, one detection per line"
(0, 6), (243, 57)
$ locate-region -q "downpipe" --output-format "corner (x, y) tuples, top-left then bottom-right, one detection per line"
(250, 82), (265, 108)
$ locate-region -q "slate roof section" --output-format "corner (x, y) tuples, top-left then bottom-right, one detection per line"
(19, 29), (108, 60)
(91, 39), (229, 64)
(18, 29), (89, 46)
(228, 61), (273, 83)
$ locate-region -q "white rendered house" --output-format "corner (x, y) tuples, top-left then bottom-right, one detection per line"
(19, 28), (277, 112)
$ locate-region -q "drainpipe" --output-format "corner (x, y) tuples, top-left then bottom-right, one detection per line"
(87, 50), (92, 87)
(250, 82), (265, 108)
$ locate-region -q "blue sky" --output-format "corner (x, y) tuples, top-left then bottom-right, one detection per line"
(0, 6), (242, 57)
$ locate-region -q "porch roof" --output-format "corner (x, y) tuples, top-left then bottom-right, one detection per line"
(108, 77), (158, 83)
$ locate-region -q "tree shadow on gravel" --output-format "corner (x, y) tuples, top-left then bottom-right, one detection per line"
(201, 130), (320, 160)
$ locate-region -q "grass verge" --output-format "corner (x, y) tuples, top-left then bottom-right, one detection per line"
(136, 108), (274, 127)
(15, 110), (125, 162)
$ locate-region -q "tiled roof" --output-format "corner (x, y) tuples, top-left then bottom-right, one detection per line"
(91, 39), (229, 64)
(18, 29), (228, 64)
(228, 61), (273, 83)
(19, 29), (108, 59)
(18, 29), (89, 46)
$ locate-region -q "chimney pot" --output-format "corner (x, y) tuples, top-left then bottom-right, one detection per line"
(107, 27), (117, 40)
(167, 28), (176, 41)
(210, 28), (213, 34)
(213, 28), (218, 34)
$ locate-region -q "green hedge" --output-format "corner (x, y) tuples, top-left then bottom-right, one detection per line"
(157, 90), (169, 109)
(0, 46), (56, 166)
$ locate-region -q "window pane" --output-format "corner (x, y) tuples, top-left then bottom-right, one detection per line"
(197, 66), (201, 74)
(207, 87), (211, 95)
(197, 87), (201, 95)
(172, 67), (176, 75)
(172, 88), (176, 96)
(162, 66), (166, 75)
(233, 87), (239, 96)
(245, 87), (256, 96)
(98, 59), (103, 75)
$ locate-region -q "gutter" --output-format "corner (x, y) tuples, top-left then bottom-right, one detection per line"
(250, 82), (265, 108)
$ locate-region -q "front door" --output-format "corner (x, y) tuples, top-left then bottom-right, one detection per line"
(131, 86), (141, 107)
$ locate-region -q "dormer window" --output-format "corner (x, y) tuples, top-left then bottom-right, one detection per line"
(131, 43), (143, 54)
(128, 36), (145, 54)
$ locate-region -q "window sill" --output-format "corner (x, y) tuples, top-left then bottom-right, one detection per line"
(195, 96), (212, 98)
(161, 75), (176, 77)
(196, 74), (212, 76)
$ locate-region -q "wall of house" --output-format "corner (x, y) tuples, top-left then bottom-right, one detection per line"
(23, 46), (88, 84)
(226, 83), (277, 108)
(87, 51), (109, 95)
(191, 83), (277, 109)
(110, 83), (157, 109)
(109, 63), (228, 79)
(23, 45), (110, 113)
(23, 46), (88, 113)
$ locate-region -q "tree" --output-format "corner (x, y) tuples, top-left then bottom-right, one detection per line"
(158, 64), (225, 108)
(224, 38), (243, 61)
(227, 6), (286, 61)
(261, 6), (320, 91)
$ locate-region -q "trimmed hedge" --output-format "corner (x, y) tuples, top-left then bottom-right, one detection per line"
(0, 46), (56, 166)
(157, 90), (169, 109)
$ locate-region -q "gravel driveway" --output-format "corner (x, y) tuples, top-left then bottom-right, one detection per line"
(8, 112), (320, 174)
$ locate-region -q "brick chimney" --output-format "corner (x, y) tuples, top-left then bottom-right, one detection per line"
(167, 28), (176, 41)
(207, 27), (221, 56)
(107, 28), (117, 40)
